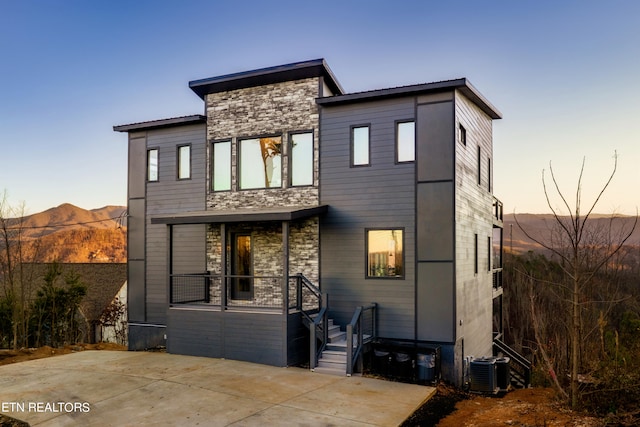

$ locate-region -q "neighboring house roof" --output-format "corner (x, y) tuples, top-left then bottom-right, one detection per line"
(113, 115), (206, 133)
(22, 263), (127, 322)
(316, 78), (502, 120)
(150, 205), (329, 225)
(188, 58), (344, 99)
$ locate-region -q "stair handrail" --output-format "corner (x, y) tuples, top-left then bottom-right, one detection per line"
(294, 273), (323, 325)
(493, 337), (532, 387)
(310, 303), (328, 370)
(346, 303), (377, 376)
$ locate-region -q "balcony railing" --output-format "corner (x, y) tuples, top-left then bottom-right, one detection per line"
(493, 197), (503, 224)
(169, 273), (320, 312)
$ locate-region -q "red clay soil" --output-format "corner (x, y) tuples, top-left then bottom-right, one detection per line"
(433, 386), (603, 427)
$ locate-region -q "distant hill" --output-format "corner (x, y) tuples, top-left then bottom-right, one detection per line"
(5, 204), (127, 263)
(13, 203), (127, 239)
(503, 213), (639, 254)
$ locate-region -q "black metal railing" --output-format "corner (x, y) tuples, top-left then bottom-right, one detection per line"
(492, 269), (503, 289)
(346, 303), (377, 376)
(493, 337), (531, 388)
(170, 272), (323, 313)
(493, 197), (503, 223)
(170, 273), (211, 304)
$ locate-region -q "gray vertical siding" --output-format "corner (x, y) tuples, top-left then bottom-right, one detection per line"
(320, 98), (416, 338)
(146, 124), (206, 324)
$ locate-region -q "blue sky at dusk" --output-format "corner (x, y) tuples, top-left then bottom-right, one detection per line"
(1, 1), (638, 215)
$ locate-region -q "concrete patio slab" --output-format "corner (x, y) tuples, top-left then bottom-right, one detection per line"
(0, 350), (435, 426)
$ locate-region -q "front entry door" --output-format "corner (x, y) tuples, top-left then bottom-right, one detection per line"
(231, 234), (253, 300)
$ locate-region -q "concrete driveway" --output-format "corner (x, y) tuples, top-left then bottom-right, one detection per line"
(0, 350), (435, 426)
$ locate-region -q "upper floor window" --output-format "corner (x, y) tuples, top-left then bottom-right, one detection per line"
(290, 132), (313, 186)
(366, 229), (404, 279)
(147, 149), (158, 182)
(212, 140), (231, 191)
(178, 145), (191, 179)
(239, 136), (282, 189)
(351, 125), (370, 166)
(396, 121), (415, 163)
(459, 124), (467, 146)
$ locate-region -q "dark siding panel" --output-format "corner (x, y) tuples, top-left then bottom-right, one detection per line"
(320, 98), (415, 339)
(224, 313), (286, 366)
(417, 262), (454, 341)
(128, 260), (145, 322)
(128, 137), (146, 199)
(417, 182), (454, 261)
(417, 101), (454, 182)
(288, 312), (308, 366)
(167, 309), (222, 358)
(172, 224), (206, 274)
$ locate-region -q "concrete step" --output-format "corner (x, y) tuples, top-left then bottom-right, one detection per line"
(326, 339), (347, 351)
(327, 330), (346, 343)
(320, 350), (347, 362)
(313, 365), (346, 376)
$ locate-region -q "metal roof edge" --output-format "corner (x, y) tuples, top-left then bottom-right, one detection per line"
(188, 59), (343, 99)
(317, 78), (502, 120)
(113, 115), (206, 132)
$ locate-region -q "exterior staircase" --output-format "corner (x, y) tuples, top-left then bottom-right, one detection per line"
(313, 318), (348, 376)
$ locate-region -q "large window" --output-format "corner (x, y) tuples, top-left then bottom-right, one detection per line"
(178, 145), (191, 179)
(366, 229), (404, 278)
(290, 132), (313, 186)
(239, 136), (282, 189)
(351, 125), (370, 166)
(147, 149), (158, 182)
(212, 140), (231, 191)
(396, 121), (415, 163)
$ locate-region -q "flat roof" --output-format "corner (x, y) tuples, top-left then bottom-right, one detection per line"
(316, 78), (502, 120)
(113, 115), (206, 132)
(150, 205), (329, 225)
(189, 59), (344, 99)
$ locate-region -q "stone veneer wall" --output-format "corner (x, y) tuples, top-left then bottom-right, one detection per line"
(205, 77), (321, 209)
(203, 77), (322, 304)
(205, 218), (320, 306)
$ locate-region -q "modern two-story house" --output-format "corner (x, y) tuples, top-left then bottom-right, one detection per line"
(114, 59), (505, 386)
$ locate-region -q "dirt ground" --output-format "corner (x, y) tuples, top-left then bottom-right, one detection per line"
(404, 383), (604, 427)
(0, 343), (126, 366)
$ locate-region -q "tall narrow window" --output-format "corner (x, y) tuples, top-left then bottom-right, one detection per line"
(239, 136), (282, 189)
(487, 157), (492, 192)
(396, 121), (415, 163)
(212, 140), (231, 191)
(290, 132), (313, 186)
(488, 236), (492, 271)
(178, 145), (191, 179)
(366, 229), (404, 278)
(477, 145), (482, 185)
(351, 125), (370, 166)
(474, 233), (479, 274)
(147, 149), (158, 182)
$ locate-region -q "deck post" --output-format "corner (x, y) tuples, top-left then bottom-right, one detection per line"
(220, 223), (226, 311)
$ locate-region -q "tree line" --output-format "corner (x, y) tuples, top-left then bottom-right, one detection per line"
(503, 155), (639, 421)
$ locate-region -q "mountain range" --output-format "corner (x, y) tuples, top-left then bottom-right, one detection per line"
(503, 213), (640, 254)
(4, 203), (127, 263)
(4, 204), (638, 263)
